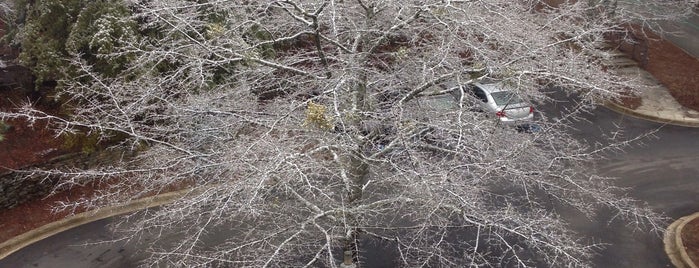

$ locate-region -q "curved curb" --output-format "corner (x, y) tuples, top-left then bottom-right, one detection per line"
(665, 212), (699, 268)
(603, 101), (699, 128)
(0, 189), (190, 260)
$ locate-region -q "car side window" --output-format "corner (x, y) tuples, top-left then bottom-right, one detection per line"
(472, 86), (488, 103)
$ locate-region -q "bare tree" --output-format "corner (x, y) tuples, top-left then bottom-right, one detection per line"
(2, 0), (696, 267)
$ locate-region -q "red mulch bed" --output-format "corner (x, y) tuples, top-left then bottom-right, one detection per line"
(643, 35), (699, 110)
(0, 184), (96, 243)
(0, 84), (187, 244)
(612, 25), (699, 111)
(0, 87), (87, 244)
(0, 84), (185, 246)
(0, 90), (67, 170)
(683, 218), (699, 265)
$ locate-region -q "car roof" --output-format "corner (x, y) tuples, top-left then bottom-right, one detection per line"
(472, 81), (509, 93)
(441, 79), (515, 94)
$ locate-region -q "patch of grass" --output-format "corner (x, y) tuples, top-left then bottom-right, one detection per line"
(61, 131), (101, 154)
(0, 121), (11, 142)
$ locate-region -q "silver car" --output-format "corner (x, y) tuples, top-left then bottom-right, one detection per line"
(458, 81), (534, 125)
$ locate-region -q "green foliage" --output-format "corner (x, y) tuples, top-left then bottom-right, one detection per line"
(9, 0), (136, 87)
(7, 0), (263, 92)
(61, 130), (100, 154)
(65, 1), (138, 77)
(14, 0), (84, 86)
(0, 121), (11, 142)
(243, 24), (276, 59)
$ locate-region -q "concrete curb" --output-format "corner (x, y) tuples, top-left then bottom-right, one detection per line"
(0, 189), (189, 260)
(664, 212), (699, 268)
(603, 101), (699, 128)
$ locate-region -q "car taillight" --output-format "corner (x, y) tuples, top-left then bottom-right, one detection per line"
(496, 110), (506, 117)
(529, 106), (534, 114)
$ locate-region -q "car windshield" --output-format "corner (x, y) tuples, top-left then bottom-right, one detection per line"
(490, 91), (524, 106)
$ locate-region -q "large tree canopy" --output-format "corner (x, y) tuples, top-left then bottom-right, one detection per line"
(2, 0), (697, 267)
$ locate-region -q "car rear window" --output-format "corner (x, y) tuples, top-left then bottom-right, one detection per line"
(490, 91), (524, 106)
